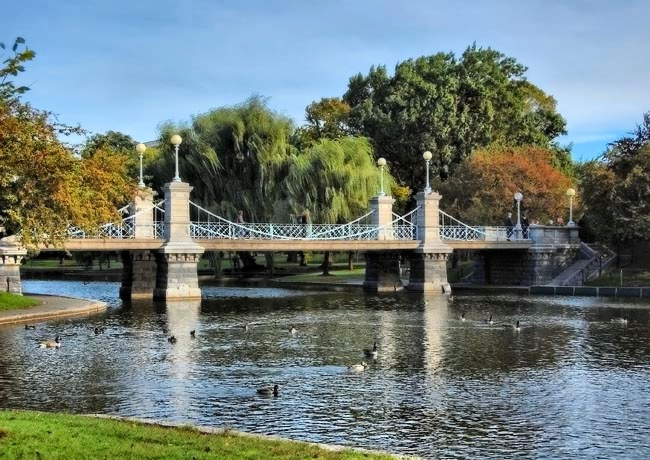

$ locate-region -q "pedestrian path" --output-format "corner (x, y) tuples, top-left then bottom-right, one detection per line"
(0, 294), (107, 326)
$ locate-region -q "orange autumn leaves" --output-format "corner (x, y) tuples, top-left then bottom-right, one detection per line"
(439, 146), (575, 225)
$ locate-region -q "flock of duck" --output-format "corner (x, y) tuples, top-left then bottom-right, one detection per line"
(24, 308), (631, 396)
(458, 312), (521, 331)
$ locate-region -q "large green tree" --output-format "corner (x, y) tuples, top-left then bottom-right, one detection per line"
(342, 44), (567, 189)
(153, 96), (295, 222)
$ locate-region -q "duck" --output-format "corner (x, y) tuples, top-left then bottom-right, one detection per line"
(348, 362), (367, 372)
(289, 326), (297, 335)
(190, 330), (196, 338)
(512, 320), (521, 332)
(39, 335), (61, 349)
(611, 315), (628, 324)
(459, 312), (466, 322)
(484, 314), (493, 325)
(363, 342), (378, 359)
(167, 336), (177, 344)
(94, 326), (105, 335)
(257, 384), (279, 397)
(24, 324), (36, 330)
(241, 324), (249, 332)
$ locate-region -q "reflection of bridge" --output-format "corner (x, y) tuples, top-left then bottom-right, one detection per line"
(2, 178), (581, 299)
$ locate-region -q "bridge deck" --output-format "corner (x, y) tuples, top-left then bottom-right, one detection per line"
(59, 238), (533, 252)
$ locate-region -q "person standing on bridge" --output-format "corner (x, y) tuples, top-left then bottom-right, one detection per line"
(521, 212), (530, 239)
(236, 210), (246, 238)
(300, 210), (312, 238)
(505, 212), (514, 240)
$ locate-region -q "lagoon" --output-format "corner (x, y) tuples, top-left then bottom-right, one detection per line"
(1, 280), (649, 459)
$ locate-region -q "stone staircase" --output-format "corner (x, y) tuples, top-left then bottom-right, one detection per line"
(548, 242), (616, 286)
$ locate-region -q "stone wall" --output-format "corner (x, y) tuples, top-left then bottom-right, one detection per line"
(470, 246), (580, 286)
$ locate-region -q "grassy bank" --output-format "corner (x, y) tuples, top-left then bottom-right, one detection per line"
(278, 268), (366, 283)
(0, 292), (40, 311)
(0, 410), (399, 460)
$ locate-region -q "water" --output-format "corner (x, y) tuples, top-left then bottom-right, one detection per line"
(2, 281), (650, 459)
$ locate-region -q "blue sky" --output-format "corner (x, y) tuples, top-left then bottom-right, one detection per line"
(2, 0), (649, 161)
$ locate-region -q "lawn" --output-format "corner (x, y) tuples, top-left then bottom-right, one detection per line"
(278, 268), (366, 283)
(0, 410), (399, 460)
(0, 291), (40, 311)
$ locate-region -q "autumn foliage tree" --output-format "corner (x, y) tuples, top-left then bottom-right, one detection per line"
(0, 37), (136, 248)
(438, 146), (575, 225)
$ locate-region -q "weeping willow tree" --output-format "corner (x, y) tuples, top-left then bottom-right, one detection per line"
(283, 137), (394, 274)
(149, 96), (296, 274)
(148, 97), (393, 276)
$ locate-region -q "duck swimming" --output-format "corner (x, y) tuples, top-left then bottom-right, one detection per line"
(363, 342), (378, 359)
(348, 362), (367, 372)
(257, 384), (279, 397)
(39, 335), (61, 349)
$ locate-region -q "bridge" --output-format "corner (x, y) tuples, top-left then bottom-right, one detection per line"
(64, 199), (533, 252)
(0, 177), (580, 299)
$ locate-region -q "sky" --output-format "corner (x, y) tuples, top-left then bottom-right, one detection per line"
(2, 0), (649, 162)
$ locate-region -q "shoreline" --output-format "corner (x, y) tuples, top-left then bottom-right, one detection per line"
(0, 293), (107, 326)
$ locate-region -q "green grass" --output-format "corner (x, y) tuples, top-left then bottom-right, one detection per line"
(0, 292), (40, 311)
(0, 410), (399, 460)
(278, 268), (366, 283)
(586, 268), (650, 287)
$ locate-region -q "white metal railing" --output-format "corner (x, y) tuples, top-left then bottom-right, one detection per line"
(392, 207), (417, 240)
(188, 202), (390, 240)
(68, 200), (166, 239)
(67, 200), (533, 244)
(438, 210), (531, 241)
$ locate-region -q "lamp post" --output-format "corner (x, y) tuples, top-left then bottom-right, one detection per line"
(566, 187), (576, 225)
(377, 157), (386, 196)
(514, 192), (523, 239)
(422, 150), (432, 194)
(135, 143), (146, 187)
(170, 134), (183, 182)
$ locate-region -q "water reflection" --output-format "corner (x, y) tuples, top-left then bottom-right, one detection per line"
(1, 281), (650, 459)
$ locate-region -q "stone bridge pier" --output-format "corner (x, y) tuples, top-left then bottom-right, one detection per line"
(120, 181), (204, 301)
(406, 191), (453, 293)
(0, 237), (27, 294)
(362, 191), (453, 294)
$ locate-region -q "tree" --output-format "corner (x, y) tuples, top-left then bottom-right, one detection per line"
(0, 103), (136, 248)
(0, 37), (35, 102)
(438, 146), (574, 225)
(151, 96), (296, 273)
(342, 44), (567, 190)
(284, 137), (392, 274)
(579, 112), (650, 252)
(296, 97), (351, 147)
(81, 130), (136, 158)
(0, 37), (136, 248)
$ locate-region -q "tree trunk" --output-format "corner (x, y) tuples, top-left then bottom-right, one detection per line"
(347, 251), (354, 271)
(265, 253), (274, 275)
(321, 251), (332, 276)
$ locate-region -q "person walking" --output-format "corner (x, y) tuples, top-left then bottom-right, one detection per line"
(521, 212), (530, 239)
(505, 212), (514, 240)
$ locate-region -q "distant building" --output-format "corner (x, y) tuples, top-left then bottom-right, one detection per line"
(144, 140), (161, 148)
